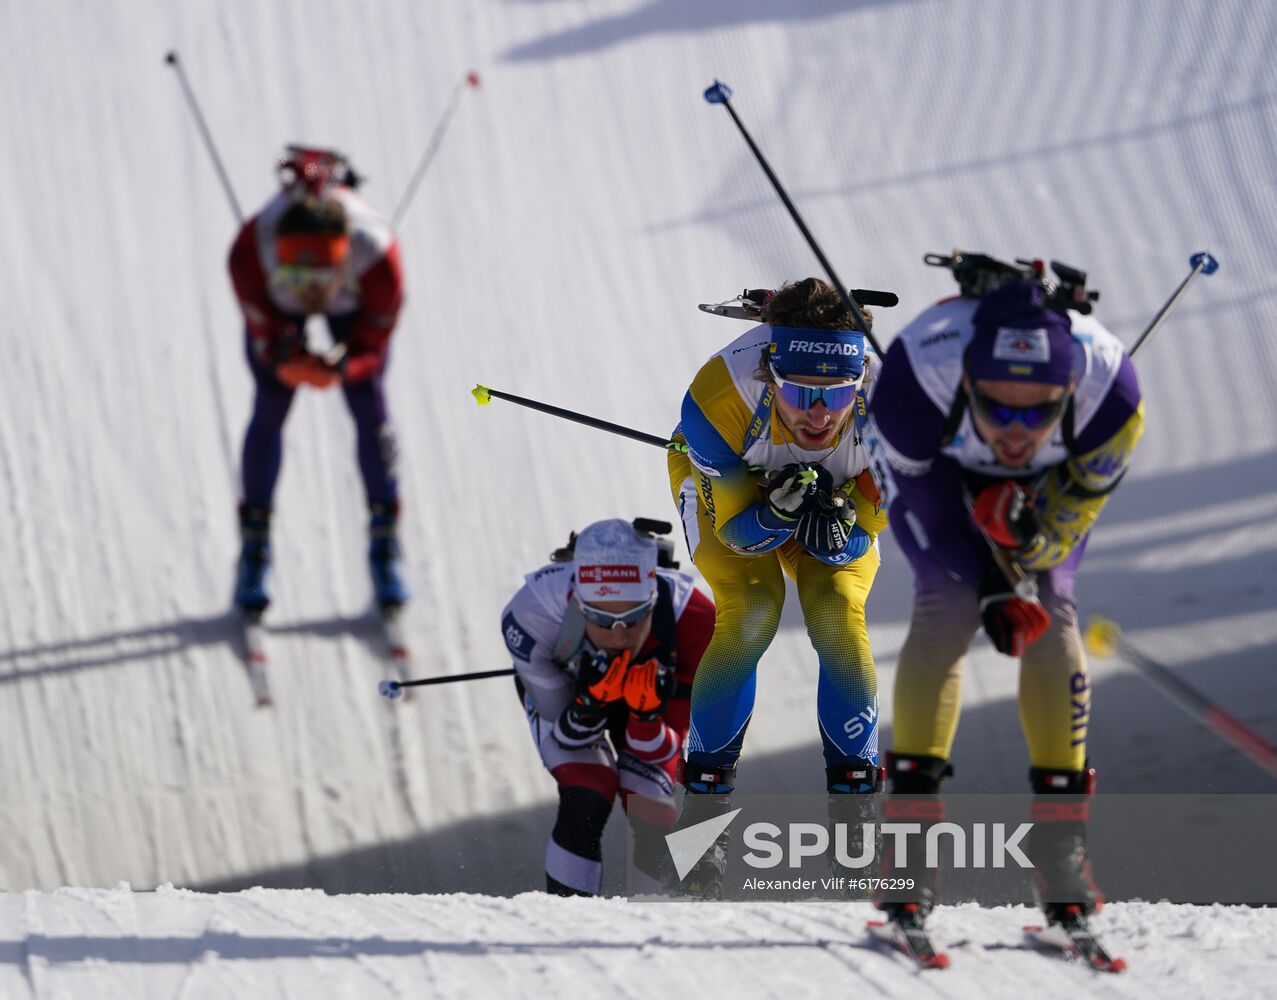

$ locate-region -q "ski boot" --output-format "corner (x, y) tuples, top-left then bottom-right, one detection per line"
(369, 501), (409, 611)
(233, 505), (272, 617)
(663, 762), (736, 899)
(874, 753), (953, 921)
(826, 757), (885, 894)
(1027, 765), (1102, 924)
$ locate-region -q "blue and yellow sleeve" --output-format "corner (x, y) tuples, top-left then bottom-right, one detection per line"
(681, 356), (795, 555)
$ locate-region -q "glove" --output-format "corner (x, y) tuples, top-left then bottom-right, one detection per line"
(765, 463), (833, 522)
(622, 658), (675, 721)
(573, 648), (630, 710)
(276, 353), (343, 389)
(978, 569), (1051, 657)
(795, 508), (867, 561)
(972, 481), (1041, 550)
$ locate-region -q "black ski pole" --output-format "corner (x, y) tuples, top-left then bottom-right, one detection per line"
(380, 669), (514, 699)
(1130, 251), (1219, 359)
(165, 51), (243, 224)
(392, 71), (481, 229)
(703, 80), (884, 357)
(472, 384), (686, 452)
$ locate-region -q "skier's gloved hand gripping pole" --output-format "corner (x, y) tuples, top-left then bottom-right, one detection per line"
(703, 80), (884, 358)
(977, 252), (1220, 597)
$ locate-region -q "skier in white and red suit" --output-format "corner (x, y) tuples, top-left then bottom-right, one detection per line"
(501, 519), (715, 896)
(227, 148), (408, 615)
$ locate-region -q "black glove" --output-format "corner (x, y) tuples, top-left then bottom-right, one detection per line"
(795, 504), (856, 555)
(765, 463), (833, 522)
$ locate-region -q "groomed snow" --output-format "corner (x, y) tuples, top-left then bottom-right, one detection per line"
(2, 0), (1276, 995)
(4, 890), (1275, 999)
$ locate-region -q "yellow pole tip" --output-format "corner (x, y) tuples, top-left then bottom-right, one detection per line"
(471, 385), (492, 406)
(1083, 615), (1121, 657)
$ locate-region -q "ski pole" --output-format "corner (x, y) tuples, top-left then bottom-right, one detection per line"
(1129, 252), (1219, 359)
(392, 71), (481, 229)
(703, 80), (884, 357)
(380, 669), (514, 699)
(164, 51), (243, 224)
(1084, 617), (1277, 782)
(472, 384), (686, 452)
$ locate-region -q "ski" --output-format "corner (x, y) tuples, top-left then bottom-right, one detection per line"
(1024, 908), (1127, 973)
(239, 611), (273, 708)
(866, 906), (950, 970)
(379, 607), (414, 701)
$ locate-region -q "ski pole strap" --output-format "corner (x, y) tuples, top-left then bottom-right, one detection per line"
(472, 384), (684, 452)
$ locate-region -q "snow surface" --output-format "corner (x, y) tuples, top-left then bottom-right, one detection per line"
(2, 0), (1276, 995)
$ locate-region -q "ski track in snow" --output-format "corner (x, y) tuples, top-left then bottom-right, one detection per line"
(2, 0), (1277, 994)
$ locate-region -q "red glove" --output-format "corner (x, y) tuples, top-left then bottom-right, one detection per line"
(622, 658), (675, 720)
(972, 481), (1041, 550)
(575, 649), (630, 709)
(276, 354), (342, 389)
(979, 592), (1051, 656)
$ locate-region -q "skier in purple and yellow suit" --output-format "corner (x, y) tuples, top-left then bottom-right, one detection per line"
(665, 279), (888, 892)
(865, 278), (1144, 926)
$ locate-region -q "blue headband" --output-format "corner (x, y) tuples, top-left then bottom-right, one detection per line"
(769, 325), (865, 379)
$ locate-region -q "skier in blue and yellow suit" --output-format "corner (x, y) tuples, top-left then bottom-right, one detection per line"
(667, 279), (888, 817)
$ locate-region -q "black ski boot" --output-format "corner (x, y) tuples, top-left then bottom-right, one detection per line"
(874, 753), (953, 921)
(826, 757), (884, 893)
(234, 505), (272, 616)
(369, 501), (409, 610)
(1027, 765), (1101, 924)
(664, 763), (736, 899)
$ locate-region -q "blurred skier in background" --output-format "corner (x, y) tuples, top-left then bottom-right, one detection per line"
(228, 147), (407, 618)
(666, 277), (888, 897)
(500, 519), (714, 896)
(865, 266), (1143, 933)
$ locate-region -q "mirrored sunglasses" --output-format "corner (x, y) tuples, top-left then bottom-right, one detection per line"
(576, 594), (657, 629)
(967, 389), (1066, 430)
(769, 361), (864, 412)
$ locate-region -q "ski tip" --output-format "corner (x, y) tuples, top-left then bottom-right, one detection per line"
(1023, 924), (1045, 933)
(465, 70), (481, 88)
(703, 80), (733, 105)
(471, 384), (492, 406)
(255, 695), (274, 708)
(1104, 956), (1128, 973)
(1190, 251), (1220, 275)
(927, 953), (951, 970)
(866, 919), (886, 928)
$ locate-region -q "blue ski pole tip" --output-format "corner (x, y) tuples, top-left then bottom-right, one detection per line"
(379, 679), (402, 699)
(1190, 251), (1219, 275)
(704, 81), (733, 105)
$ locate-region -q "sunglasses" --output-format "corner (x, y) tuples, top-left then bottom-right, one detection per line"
(576, 594), (657, 629)
(967, 388), (1067, 430)
(272, 264), (343, 297)
(768, 361), (864, 412)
